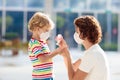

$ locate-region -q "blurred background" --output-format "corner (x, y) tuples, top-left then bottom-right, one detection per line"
(0, 0), (120, 80)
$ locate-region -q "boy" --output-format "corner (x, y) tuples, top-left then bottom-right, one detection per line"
(28, 12), (63, 80)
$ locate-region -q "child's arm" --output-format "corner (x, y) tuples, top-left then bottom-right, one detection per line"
(38, 48), (61, 62)
(38, 34), (67, 62)
(73, 59), (81, 71)
(37, 34), (64, 63)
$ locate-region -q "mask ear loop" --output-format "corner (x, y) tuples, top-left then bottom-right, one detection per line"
(79, 32), (82, 39)
(79, 32), (85, 40)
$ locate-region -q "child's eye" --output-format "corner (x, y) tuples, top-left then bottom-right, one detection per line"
(46, 29), (49, 32)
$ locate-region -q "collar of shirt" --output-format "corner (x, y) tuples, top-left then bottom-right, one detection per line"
(84, 44), (99, 54)
(31, 37), (46, 44)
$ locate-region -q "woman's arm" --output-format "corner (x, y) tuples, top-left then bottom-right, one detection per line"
(63, 49), (74, 80)
(73, 59), (81, 71)
(63, 49), (88, 80)
(57, 36), (88, 80)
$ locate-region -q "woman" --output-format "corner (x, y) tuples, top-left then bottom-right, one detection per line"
(59, 16), (110, 80)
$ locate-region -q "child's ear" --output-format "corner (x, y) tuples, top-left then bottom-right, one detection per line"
(32, 27), (38, 32)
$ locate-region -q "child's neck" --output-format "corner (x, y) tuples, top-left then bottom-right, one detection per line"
(32, 33), (40, 41)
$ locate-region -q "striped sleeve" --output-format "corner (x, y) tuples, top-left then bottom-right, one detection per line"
(31, 41), (50, 58)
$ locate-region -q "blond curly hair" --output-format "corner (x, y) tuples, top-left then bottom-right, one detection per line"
(28, 12), (54, 32)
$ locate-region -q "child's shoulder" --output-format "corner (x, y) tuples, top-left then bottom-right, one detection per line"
(29, 38), (40, 45)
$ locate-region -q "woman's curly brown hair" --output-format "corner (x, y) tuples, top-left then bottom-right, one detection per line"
(74, 15), (102, 44)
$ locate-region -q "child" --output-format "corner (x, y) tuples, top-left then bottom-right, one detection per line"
(28, 12), (63, 80)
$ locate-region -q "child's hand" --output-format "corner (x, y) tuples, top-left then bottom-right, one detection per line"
(56, 34), (68, 48)
(55, 34), (63, 45)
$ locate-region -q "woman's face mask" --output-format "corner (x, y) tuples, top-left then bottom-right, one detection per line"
(74, 32), (84, 44)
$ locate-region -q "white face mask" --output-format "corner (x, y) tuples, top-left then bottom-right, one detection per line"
(40, 31), (50, 40)
(74, 32), (84, 44)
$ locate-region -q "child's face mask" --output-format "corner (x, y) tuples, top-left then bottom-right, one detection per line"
(73, 32), (84, 44)
(39, 31), (50, 40)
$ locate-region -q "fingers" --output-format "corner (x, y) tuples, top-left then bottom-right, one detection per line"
(56, 34), (68, 52)
(56, 34), (63, 45)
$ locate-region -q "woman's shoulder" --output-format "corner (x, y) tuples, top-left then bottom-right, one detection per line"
(84, 44), (105, 58)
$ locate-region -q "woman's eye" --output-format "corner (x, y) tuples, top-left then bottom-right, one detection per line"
(76, 32), (79, 34)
